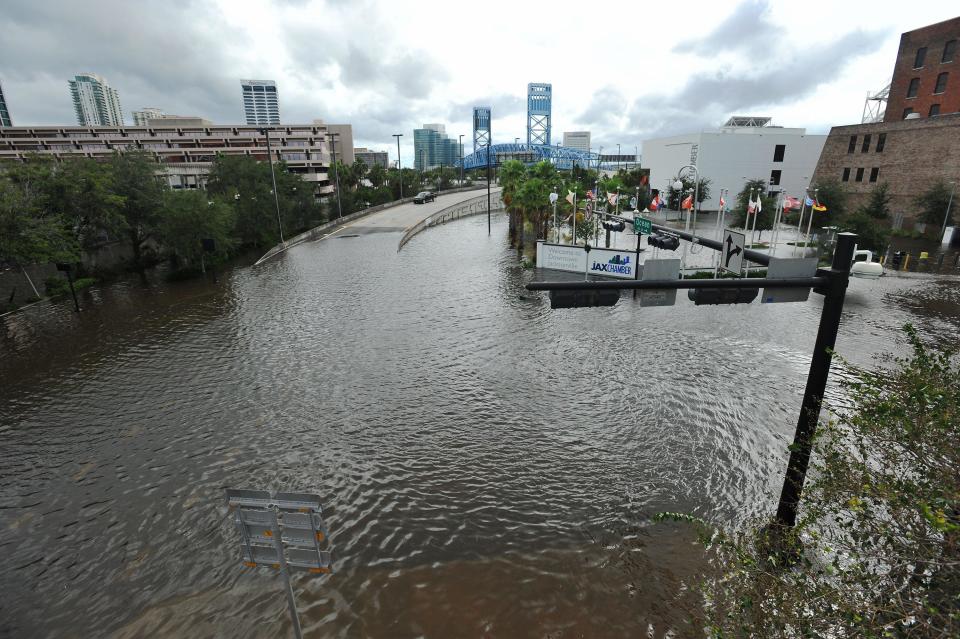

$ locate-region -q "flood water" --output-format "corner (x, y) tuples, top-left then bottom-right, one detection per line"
(2, 214), (960, 638)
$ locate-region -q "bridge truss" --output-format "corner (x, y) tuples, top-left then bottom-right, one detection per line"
(460, 143), (598, 171)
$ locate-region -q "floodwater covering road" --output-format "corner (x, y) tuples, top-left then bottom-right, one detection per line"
(2, 202), (960, 637)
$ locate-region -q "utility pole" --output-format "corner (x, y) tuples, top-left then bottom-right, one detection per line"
(392, 133), (403, 200)
(458, 134), (464, 188)
(262, 127), (285, 244)
(327, 132), (342, 219)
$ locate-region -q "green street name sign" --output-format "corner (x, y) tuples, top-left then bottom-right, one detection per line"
(634, 216), (652, 235)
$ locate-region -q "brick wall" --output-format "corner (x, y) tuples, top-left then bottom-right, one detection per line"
(811, 113), (960, 217)
(885, 17), (960, 122)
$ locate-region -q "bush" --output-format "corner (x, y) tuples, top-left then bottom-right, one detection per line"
(43, 276), (96, 297)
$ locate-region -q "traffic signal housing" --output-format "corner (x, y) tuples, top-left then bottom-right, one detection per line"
(602, 219), (625, 232)
(549, 289), (621, 309)
(647, 233), (680, 251)
(687, 287), (759, 305)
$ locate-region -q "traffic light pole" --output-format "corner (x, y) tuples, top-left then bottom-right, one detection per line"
(773, 232), (855, 528)
(527, 230), (859, 531)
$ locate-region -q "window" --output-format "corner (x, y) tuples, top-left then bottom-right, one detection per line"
(773, 144), (785, 162)
(869, 167), (879, 183)
(842, 167), (851, 182)
(903, 108), (914, 119)
(769, 169), (781, 185)
(943, 39), (956, 63)
(847, 135), (857, 153)
(934, 72), (948, 94)
(876, 133), (886, 152)
(861, 134), (872, 152)
(914, 47), (927, 68)
(906, 78), (920, 98)
(855, 168), (864, 182)
(929, 104), (941, 116)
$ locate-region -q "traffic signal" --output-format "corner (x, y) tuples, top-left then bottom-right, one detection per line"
(647, 233), (680, 250)
(549, 289), (621, 309)
(687, 287), (759, 305)
(602, 219), (625, 232)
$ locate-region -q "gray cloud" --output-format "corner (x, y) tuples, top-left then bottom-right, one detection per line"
(675, 0), (775, 56)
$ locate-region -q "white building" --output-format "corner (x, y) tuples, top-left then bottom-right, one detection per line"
(642, 117), (827, 210)
(132, 107), (165, 126)
(69, 73), (124, 126)
(240, 79), (280, 125)
(563, 131), (590, 152)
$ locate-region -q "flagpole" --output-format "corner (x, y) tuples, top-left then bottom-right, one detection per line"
(804, 188), (819, 255)
(794, 193), (807, 258)
(769, 190), (783, 257)
(573, 194), (577, 246)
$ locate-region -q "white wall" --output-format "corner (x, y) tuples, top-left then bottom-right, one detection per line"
(644, 128), (826, 209)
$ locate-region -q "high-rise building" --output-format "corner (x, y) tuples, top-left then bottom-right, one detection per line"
(69, 73), (124, 126)
(132, 107), (165, 126)
(0, 79), (12, 127)
(563, 131), (590, 153)
(884, 17), (959, 122)
(241, 79), (280, 125)
(354, 147), (389, 168)
(473, 106), (491, 152)
(527, 83), (552, 145)
(414, 124), (460, 170)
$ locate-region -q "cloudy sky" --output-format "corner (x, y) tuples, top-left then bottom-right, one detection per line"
(1, 0), (957, 165)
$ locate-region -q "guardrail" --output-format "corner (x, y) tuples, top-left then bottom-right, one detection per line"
(254, 186), (485, 265)
(397, 190), (504, 252)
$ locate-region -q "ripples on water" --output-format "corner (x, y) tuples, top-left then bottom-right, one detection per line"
(2, 215), (959, 637)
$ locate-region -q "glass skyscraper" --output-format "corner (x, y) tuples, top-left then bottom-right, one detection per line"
(0, 79), (11, 127)
(413, 124), (462, 170)
(241, 79), (280, 125)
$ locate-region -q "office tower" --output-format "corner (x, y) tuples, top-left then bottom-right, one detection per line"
(241, 79), (280, 125)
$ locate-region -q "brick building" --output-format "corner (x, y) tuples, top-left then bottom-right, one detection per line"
(885, 17), (959, 122)
(810, 112), (960, 215)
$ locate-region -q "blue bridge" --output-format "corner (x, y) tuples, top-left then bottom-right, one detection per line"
(460, 143), (599, 171)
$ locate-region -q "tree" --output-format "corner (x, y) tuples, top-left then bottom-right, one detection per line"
(157, 190), (237, 267)
(368, 163), (387, 188)
(45, 158), (125, 251)
(841, 211), (890, 252)
(110, 151), (167, 269)
(730, 179), (776, 239)
(857, 182), (892, 220)
(915, 180), (954, 227)
(0, 169), (78, 267)
(808, 178), (847, 228)
(689, 325), (960, 637)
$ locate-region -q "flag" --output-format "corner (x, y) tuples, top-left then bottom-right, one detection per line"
(681, 194), (693, 210)
(755, 194), (762, 213)
(804, 196), (814, 207)
(784, 196), (802, 210)
(747, 195), (756, 215)
(719, 195), (726, 209)
(640, 174), (649, 186)
(651, 194), (662, 210)
(566, 190), (575, 205)
(812, 199), (827, 212)
(607, 192), (619, 206)
(585, 200), (594, 220)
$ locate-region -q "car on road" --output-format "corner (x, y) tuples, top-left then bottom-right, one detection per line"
(413, 191), (435, 204)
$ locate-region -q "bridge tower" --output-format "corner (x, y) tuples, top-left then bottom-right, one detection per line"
(526, 83), (551, 146)
(473, 106), (491, 153)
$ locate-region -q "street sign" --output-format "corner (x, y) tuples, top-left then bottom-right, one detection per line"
(721, 229), (745, 275)
(639, 258), (681, 306)
(226, 488), (332, 639)
(633, 216), (653, 235)
(762, 257), (818, 303)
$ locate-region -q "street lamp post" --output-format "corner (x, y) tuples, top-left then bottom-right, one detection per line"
(486, 141), (492, 236)
(674, 164), (700, 277)
(617, 143), (621, 174)
(941, 180), (956, 241)
(262, 127), (285, 244)
(327, 132), (343, 219)
(458, 134), (464, 188)
(392, 133), (403, 200)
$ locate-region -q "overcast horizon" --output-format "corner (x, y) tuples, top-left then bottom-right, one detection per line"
(2, 0), (958, 165)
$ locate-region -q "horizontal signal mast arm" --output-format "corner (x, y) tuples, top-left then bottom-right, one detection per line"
(525, 277), (828, 291)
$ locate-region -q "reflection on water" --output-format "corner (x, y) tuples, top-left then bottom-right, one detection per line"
(2, 215), (959, 637)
